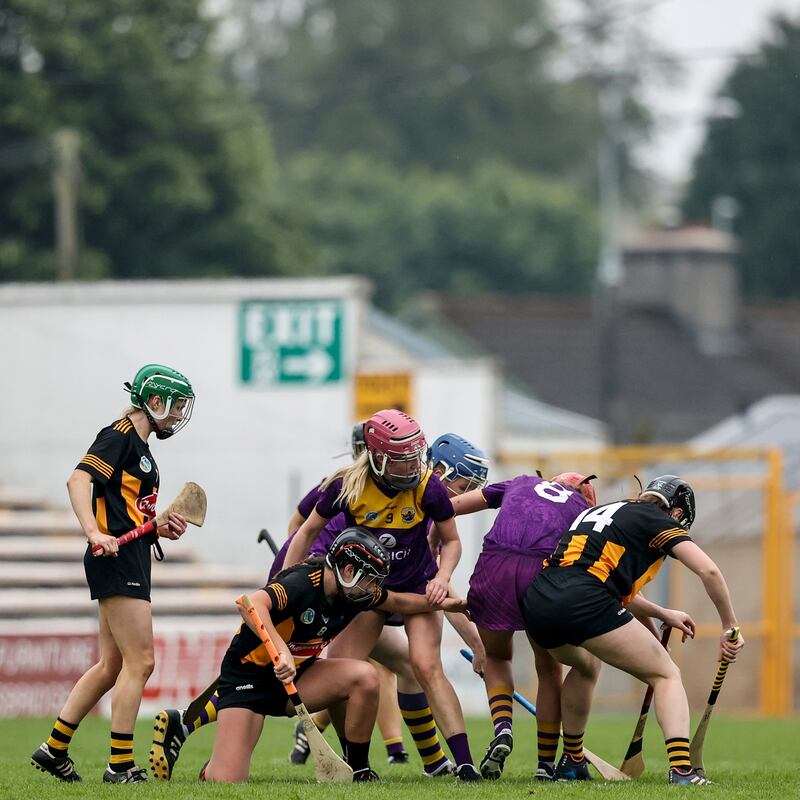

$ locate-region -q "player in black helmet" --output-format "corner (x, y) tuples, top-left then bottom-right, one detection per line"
(30, 364), (194, 785)
(523, 475), (744, 786)
(198, 528), (467, 784)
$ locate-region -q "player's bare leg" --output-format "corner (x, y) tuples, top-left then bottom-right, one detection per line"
(405, 611), (479, 781)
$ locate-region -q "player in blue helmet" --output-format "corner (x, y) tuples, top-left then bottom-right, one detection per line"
(428, 434), (490, 497)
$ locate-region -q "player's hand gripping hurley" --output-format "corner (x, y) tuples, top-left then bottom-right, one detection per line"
(619, 625), (672, 777)
(690, 626), (741, 775)
(235, 594), (352, 783)
(92, 482), (206, 556)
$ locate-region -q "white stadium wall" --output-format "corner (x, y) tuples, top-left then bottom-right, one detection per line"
(0, 278), (500, 581)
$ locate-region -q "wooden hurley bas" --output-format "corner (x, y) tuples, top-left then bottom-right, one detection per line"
(91, 481), (207, 556)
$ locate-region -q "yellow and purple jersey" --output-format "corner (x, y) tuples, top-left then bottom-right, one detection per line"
(315, 471), (454, 591)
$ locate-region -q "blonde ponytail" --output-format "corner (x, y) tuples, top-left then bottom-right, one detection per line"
(321, 451), (371, 509)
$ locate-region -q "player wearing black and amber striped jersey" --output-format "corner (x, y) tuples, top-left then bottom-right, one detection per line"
(30, 364), (194, 786)
(202, 529), (468, 784)
(523, 475), (744, 786)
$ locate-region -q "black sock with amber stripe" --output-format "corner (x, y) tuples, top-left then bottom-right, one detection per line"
(562, 730), (584, 760)
(46, 717), (78, 756)
(109, 731), (135, 773)
(666, 737), (692, 770)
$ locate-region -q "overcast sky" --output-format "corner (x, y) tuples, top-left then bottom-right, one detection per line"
(642, 0), (800, 183)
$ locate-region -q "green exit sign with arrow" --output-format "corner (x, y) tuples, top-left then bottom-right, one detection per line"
(239, 299), (344, 385)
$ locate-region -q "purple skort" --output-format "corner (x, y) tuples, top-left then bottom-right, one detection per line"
(467, 545), (549, 631)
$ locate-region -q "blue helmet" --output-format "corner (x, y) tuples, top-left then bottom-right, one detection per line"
(428, 433), (489, 494)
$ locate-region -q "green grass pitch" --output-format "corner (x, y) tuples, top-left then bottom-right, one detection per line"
(3, 714), (798, 799)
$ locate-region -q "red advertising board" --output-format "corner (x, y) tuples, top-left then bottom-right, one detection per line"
(0, 635), (98, 716)
(0, 627), (232, 717)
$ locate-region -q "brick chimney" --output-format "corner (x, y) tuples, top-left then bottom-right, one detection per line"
(620, 225), (741, 355)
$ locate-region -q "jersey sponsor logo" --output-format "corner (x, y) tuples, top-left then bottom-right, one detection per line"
(301, 608), (315, 625)
(378, 533), (397, 548)
(235, 684), (254, 691)
(139, 456), (152, 473)
(617, 607), (627, 615)
(401, 507), (415, 524)
(288, 642), (325, 658)
(365, 511), (379, 522)
(136, 493), (158, 518)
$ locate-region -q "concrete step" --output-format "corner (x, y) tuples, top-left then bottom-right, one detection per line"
(0, 537), (196, 563)
(0, 509), (79, 536)
(0, 486), (51, 512)
(0, 587), (250, 618)
(0, 561), (268, 589)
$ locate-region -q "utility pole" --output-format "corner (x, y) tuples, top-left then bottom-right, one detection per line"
(594, 77), (624, 442)
(52, 128), (80, 281)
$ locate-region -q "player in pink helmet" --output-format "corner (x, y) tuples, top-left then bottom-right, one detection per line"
(285, 410), (480, 781)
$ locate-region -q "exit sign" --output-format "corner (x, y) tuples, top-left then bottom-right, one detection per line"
(239, 299), (344, 385)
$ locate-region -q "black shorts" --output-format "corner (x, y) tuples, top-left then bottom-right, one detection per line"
(83, 536), (152, 601)
(522, 568), (633, 649)
(216, 654), (317, 718)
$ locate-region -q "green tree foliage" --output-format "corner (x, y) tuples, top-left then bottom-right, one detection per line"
(0, 0), (305, 281)
(282, 151), (598, 308)
(228, 0), (607, 186)
(683, 15), (800, 300)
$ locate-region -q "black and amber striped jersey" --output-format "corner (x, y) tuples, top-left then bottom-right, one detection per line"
(231, 561), (388, 669)
(75, 417), (159, 537)
(543, 500), (692, 604)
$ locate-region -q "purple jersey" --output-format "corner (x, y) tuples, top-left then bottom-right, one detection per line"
(481, 475), (589, 553)
(296, 480), (325, 521)
(315, 471), (454, 591)
(269, 515), (347, 580)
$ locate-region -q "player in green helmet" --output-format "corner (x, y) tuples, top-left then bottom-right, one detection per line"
(30, 364), (194, 785)
(125, 364), (195, 439)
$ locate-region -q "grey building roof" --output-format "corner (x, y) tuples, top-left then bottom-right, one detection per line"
(422, 292), (800, 443)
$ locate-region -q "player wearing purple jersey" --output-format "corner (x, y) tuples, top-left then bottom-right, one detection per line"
(452, 472), (597, 781)
(285, 410), (480, 781)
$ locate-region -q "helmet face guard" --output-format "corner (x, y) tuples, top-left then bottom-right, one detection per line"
(428, 433), (489, 496)
(125, 364), (194, 439)
(364, 410), (427, 492)
(368, 447), (426, 491)
(641, 474), (696, 529)
(325, 528), (390, 607)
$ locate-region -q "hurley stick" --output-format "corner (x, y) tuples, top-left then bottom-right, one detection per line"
(236, 594), (352, 783)
(689, 627), (741, 775)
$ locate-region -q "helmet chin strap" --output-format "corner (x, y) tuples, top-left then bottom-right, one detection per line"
(140, 403), (174, 439)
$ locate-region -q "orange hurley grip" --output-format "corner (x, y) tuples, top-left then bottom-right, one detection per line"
(236, 595), (298, 695)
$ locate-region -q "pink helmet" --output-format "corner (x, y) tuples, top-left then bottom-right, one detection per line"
(364, 409), (427, 491)
(551, 472), (598, 506)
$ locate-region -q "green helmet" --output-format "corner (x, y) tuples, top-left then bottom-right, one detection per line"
(125, 364), (194, 438)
